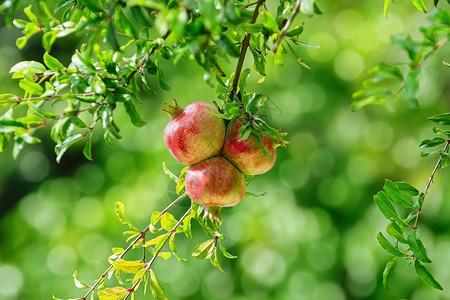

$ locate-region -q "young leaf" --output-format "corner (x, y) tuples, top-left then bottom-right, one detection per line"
(383, 256), (399, 289)
(143, 233), (168, 249)
(408, 230), (432, 263)
(386, 222), (408, 244)
(123, 99), (146, 127)
(162, 162), (179, 183)
(98, 287), (128, 300)
(384, 0), (393, 18)
(377, 232), (408, 257)
(19, 80), (44, 95)
(373, 192), (408, 226)
(114, 201), (139, 231)
(395, 181), (420, 196)
(112, 260), (145, 274)
(161, 213), (178, 232)
(169, 234), (186, 262)
(149, 269), (167, 300)
(55, 133), (84, 163)
(428, 113), (450, 125)
(176, 166), (188, 194)
(419, 137), (446, 149)
(10, 61), (46, 74)
(83, 136), (93, 161)
(412, 0), (427, 13)
(383, 179), (415, 208)
(414, 260), (443, 290)
(72, 270), (90, 289)
(404, 69), (420, 108)
(219, 241), (237, 259)
(192, 239), (215, 260)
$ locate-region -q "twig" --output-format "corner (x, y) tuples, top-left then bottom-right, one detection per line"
(272, 0), (302, 54)
(229, 0), (265, 101)
(0, 92), (96, 106)
(123, 206), (193, 300)
(413, 140), (450, 229)
(80, 194), (187, 300)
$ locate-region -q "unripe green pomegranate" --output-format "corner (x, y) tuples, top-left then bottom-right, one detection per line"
(221, 118), (278, 175)
(163, 100), (226, 165)
(185, 156), (247, 220)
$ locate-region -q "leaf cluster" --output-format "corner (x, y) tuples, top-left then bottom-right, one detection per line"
(352, 7), (449, 111)
(374, 180), (443, 290)
(0, 0), (318, 161)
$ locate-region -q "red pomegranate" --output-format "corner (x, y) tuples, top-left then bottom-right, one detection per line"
(185, 156), (247, 220)
(163, 100), (226, 165)
(221, 118), (277, 175)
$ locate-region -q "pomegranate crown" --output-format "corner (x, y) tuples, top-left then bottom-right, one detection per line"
(162, 98), (182, 119)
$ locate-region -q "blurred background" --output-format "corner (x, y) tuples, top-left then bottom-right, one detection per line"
(1, 0), (449, 299)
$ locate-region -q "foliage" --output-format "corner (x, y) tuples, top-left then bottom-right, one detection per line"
(0, 0), (449, 299)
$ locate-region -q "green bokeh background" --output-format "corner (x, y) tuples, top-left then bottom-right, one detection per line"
(1, 1), (450, 299)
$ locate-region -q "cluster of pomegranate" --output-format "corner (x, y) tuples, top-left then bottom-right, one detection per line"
(163, 100), (279, 220)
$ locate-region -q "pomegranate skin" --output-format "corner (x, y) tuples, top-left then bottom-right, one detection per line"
(185, 156), (247, 207)
(163, 101), (225, 165)
(221, 118), (276, 175)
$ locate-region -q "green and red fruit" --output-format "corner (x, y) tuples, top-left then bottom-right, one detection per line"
(221, 118), (278, 175)
(163, 99), (226, 165)
(185, 156), (247, 220)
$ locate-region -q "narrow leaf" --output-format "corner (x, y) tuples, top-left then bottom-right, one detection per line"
(408, 230), (432, 263)
(428, 113), (450, 125)
(419, 137), (446, 149)
(149, 269), (167, 300)
(98, 287), (128, 300)
(112, 260), (145, 274)
(386, 222), (408, 244)
(412, 0), (427, 13)
(383, 179), (415, 208)
(383, 256), (399, 289)
(373, 192), (409, 226)
(414, 260), (443, 290)
(377, 232), (408, 257)
(384, 0), (393, 18)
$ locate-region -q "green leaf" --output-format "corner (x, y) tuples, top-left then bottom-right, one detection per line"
(16, 37), (27, 49)
(386, 222), (408, 244)
(43, 53), (65, 71)
(98, 287), (128, 300)
(395, 181), (420, 196)
(377, 232), (408, 257)
(149, 269), (167, 300)
(428, 113), (450, 125)
(112, 259), (145, 274)
(419, 137), (446, 149)
(162, 162), (179, 183)
(383, 179), (415, 208)
(245, 190), (269, 197)
(169, 234), (186, 262)
(240, 23), (264, 33)
(10, 61), (46, 75)
(404, 69), (420, 108)
(176, 166), (188, 194)
(54, 0), (76, 13)
(19, 80), (44, 96)
(0, 120), (26, 133)
(55, 133), (84, 163)
(182, 210), (193, 238)
(155, 57), (170, 91)
(93, 76), (106, 94)
(192, 239), (215, 260)
(123, 99), (146, 127)
(383, 256), (399, 289)
(83, 136), (93, 161)
(114, 201), (139, 231)
(261, 10), (279, 32)
(72, 270), (89, 289)
(215, 35), (240, 57)
(42, 31), (58, 52)
(414, 260), (443, 290)
(373, 192), (408, 226)
(408, 230), (432, 263)
(286, 42), (310, 69)
(143, 233), (168, 249)
(412, 0), (427, 13)
(286, 25), (304, 37)
(219, 241), (237, 259)
(161, 213), (178, 232)
(384, 0), (393, 18)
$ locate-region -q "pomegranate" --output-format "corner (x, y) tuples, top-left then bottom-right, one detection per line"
(221, 118), (278, 175)
(163, 99), (226, 165)
(185, 156), (247, 220)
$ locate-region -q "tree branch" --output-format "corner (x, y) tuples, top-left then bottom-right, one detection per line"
(124, 206), (193, 300)
(229, 0), (265, 101)
(413, 140), (450, 229)
(272, 0), (302, 54)
(80, 194), (187, 300)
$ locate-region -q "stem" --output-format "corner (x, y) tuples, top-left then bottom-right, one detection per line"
(123, 206), (193, 300)
(272, 0), (302, 54)
(413, 140), (450, 229)
(80, 194), (187, 300)
(0, 92), (96, 105)
(229, 0), (264, 101)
